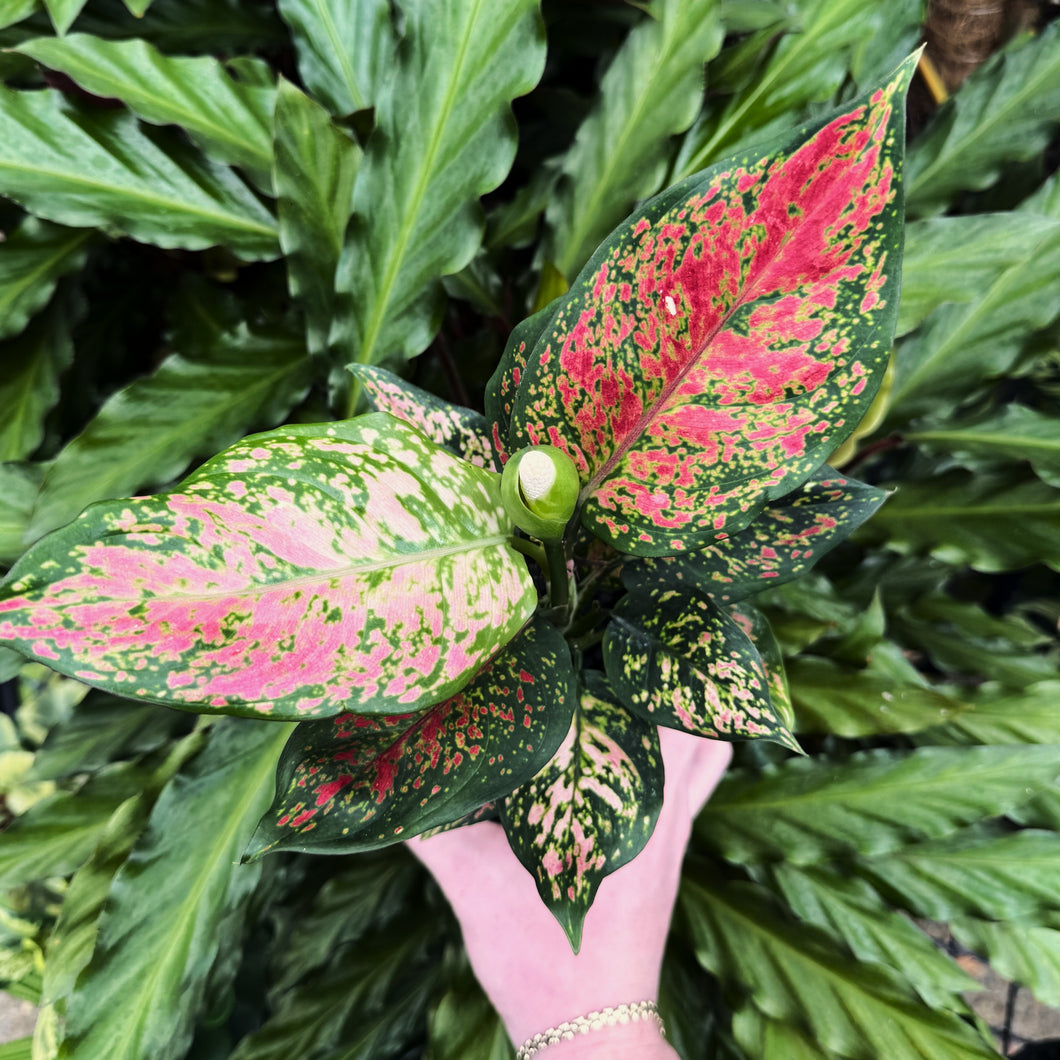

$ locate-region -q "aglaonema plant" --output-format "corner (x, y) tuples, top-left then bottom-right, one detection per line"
(0, 55), (913, 949)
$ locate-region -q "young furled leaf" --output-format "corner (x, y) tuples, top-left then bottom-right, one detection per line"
(501, 671), (662, 950)
(250, 618), (575, 856)
(0, 414), (536, 720)
(622, 471), (887, 603)
(507, 57), (913, 555)
(352, 364), (499, 470)
(604, 584), (799, 751)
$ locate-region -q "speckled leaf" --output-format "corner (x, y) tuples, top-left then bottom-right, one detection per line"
(351, 364), (499, 471)
(507, 59), (913, 555)
(604, 585), (799, 750)
(733, 604), (795, 734)
(622, 470), (886, 603)
(501, 671), (662, 950)
(249, 618), (575, 855)
(0, 414), (536, 719)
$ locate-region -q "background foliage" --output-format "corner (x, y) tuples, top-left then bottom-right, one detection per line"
(0, 0), (1058, 1058)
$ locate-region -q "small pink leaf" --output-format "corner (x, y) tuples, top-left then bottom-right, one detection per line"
(249, 618), (575, 854)
(506, 59), (915, 554)
(0, 414), (536, 719)
(352, 363), (500, 470)
(501, 671), (662, 950)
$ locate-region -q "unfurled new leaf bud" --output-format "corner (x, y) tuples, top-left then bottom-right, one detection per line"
(501, 445), (580, 541)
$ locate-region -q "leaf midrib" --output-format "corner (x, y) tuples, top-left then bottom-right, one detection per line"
(908, 427), (1060, 456)
(0, 228), (91, 324)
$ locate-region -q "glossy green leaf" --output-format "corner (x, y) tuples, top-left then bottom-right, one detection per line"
(56, 717), (289, 1060)
(0, 414), (537, 720)
(622, 471), (886, 603)
(0, 761), (149, 889)
(768, 863), (980, 1010)
(0, 464), (40, 568)
(27, 332), (313, 542)
(352, 364), (499, 470)
(543, 0), (725, 280)
(869, 471), (1060, 572)
(274, 78), (359, 356)
(951, 916), (1060, 1010)
(251, 619), (576, 855)
(0, 295), (76, 461)
(858, 826), (1060, 922)
(501, 671), (662, 950)
(918, 681), (1060, 746)
(0, 0), (36, 31)
(680, 874), (999, 1060)
(673, 0), (915, 177)
(0, 218), (91, 342)
(696, 745), (1060, 865)
(605, 585), (798, 750)
(908, 405), (1060, 488)
(890, 217), (1060, 416)
(787, 655), (967, 737)
(427, 967), (512, 1060)
(730, 1008), (828, 1060)
(16, 34), (276, 191)
(334, 0), (546, 374)
(906, 22), (1060, 216)
(509, 62), (912, 553)
(0, 88), (278, 258)
(897, 213), (1048, 337)
(277, 0), (395, 117)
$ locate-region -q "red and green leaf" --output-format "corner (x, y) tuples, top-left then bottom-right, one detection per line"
(352, 363), (500, 471)
(501, 670), (662, 951)
(604, 585), (800, 751)
(0, 413), (536, 720)
(505, 58), (914, 555)
(249, 617), (575, 855)
(621, 471), (886, 603)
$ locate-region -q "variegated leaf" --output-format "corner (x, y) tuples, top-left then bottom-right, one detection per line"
(0, 414), (536, 720)
(249, 618), (575, 855)
(604, 585), (799, 751)
(621, 471), (886, 603)
(732, 604), (796, 735)
(501, 671), (662, 950)
(351, 364), (499, 471)
(506, 58), (914, 555)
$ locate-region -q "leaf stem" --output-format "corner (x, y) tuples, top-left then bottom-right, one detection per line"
(546, 540), (570, 611)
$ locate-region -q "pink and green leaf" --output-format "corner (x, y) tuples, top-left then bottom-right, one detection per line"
(622, 471), (886, 604)
(0, 413), (536, 720)
(501, 671), (662, 950)
(731, 604), (796, 735)
(249, 617), (575, 855)
(505, 57), (914, 555)
(351, 363), (500, 471)
(604, 585), (800, 752)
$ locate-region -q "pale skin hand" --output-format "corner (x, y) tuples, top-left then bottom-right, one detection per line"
(412, 727), (732, 1059)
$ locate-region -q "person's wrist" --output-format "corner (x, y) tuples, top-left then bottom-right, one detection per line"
(519, 1018), (676, 1059)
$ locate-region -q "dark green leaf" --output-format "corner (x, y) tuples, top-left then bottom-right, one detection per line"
(622, 472), (886, 604)
(0, 88), (278, 257)
(501, 671), (662, 950)
(0, 463), (40, 567)
(17, 33), (276, 191)
(868, 471), (1060, 572)
(543, 0), (725, 280)
(0, 217), (91, 342)
(951, 916), (1060, 1010)
(57, 718), (290, 1060)
(605, 585), (798, 750)
(277, 0), (395, 117)
(26, 330), (314, 540)
(696, 745), (1060, 864)
(251, 619), (576, 855)
(908, 405), (1060, 489)
(680, 874), (999, 1059)
(906, 23), (1060, 215)
(335, 0), (546, 375)
(274, 78), (359, 356)
(918, 681), (1060, 746)
(0, 294), (75, 461)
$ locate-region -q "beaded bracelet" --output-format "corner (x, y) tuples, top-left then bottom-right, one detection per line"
(515, 1000), (665, 1059)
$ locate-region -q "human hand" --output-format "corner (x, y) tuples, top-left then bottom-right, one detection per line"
(411, 727), (732, 1058)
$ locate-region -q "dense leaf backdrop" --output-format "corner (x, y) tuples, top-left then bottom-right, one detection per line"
(0, 1), (1058, 1059)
